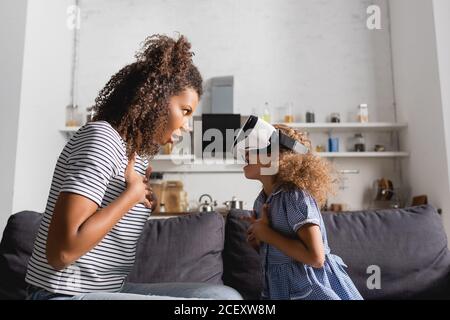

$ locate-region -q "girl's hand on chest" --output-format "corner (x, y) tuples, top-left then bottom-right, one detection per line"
(248, 204), (273, 243)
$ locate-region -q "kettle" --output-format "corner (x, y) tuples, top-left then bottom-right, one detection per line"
(223, 196), (244, 210)
(198, 194), (217, 212)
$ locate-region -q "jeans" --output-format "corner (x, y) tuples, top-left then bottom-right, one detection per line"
(26, 282), (243, 300)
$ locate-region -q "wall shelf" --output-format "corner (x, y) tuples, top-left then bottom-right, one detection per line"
(318, 152), (409, 158)
(60, 127), (80, 139)
(279, 122), (408, 132)
(153, 154), (195, 161)
(60, 127), (80, 132)
(150, 161), (245, 173)
(59, 123), (409, 174)
(149, 152), (410, 173)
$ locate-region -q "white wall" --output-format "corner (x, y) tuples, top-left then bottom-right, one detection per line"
(77, 0), (395, 122)
(0, 0), (28, 237)
(389, 0), (450, 237)
(433, 0), (450, 181)
(74, 0), (399, 210)
(12, 0), (74, 215)
(432, 0), (450, 236)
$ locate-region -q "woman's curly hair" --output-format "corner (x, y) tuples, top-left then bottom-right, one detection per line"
(273, 124), (337, 207)
(92, 34), (203, 158)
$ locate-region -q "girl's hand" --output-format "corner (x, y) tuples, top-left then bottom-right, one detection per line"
(240, 210), (260, 249)
(248, 204), (272, 243)
(125, 153), (152, 208)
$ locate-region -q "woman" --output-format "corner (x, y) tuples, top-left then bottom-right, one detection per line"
(25, 34), (242, 300)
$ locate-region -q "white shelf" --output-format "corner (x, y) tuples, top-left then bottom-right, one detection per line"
(278, 122), (408, 132)
(60, 126), (194, 133)
(150, 160), (245, 173)
(318, 152), (409, 158)
(60, 127), (81, 132)
(153, 154), (195, 161)
(149, 153), (410, 172)
(61, 123), (408, 134)
(59, 125), (409, 173)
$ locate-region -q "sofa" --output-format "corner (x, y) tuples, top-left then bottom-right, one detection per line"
(1, 205), (450, 300)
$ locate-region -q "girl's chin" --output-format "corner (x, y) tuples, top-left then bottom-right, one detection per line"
(243, 167), (257, 179)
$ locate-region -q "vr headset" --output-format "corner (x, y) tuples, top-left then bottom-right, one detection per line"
(231, 115), (309, 162)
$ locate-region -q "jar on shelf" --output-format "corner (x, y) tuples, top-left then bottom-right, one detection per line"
(330, 113), (341, 123)
(357, 104), (369, 123)
(149, 173), (164, 213)
(306, 110), (315, 123)
(354, 133), (366, 152)
(284, 102), (294, 123)
(65, 104), (82, 127)
(275, 102), (294, 123)
(315, 145), (326, 153)
(162, 143), (173, 155)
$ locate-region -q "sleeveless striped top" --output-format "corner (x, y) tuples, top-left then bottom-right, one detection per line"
(25, 121), (151, 295)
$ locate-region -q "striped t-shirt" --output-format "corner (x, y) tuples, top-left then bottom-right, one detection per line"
(25, 121), (151, 295)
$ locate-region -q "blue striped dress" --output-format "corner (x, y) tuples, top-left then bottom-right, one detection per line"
(253, 185), (363, 300)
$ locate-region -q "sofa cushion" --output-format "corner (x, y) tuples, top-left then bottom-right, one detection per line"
(222, 210), (263, 300)
(0, 211), (42, 300)
(0, 211), (226, 299)
(322, 205), (450, 300)
(126, 212), (225, 285)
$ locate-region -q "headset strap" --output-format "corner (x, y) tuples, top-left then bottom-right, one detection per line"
(278, 132), (309, 154)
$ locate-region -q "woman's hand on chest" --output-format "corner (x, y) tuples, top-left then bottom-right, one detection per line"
(124, 153), (153, 208)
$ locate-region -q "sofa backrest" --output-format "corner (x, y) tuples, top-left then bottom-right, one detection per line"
(2, 205), (450, 300)
(0, 211), (225, 299)
(0, 211), (42, 300)
(225, 205), (450, 300)
(322, 205), (450, 299)
(126, 212), (225, 285)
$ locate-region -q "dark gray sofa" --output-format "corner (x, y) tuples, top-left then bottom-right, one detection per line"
(1, 205), (450, 300)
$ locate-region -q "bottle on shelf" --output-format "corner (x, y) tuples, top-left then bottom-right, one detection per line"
(354, 133), (366, 152)
(262, 102), (271, 123)
(65, 104), (82, 127)
(86, 106), (96, 123)
(328, 136), (339, 152)
(357, 104), (369, 123)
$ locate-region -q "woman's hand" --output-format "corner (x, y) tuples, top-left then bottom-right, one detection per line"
(247, 204), (273, 243)
(124, 153), (152, 208)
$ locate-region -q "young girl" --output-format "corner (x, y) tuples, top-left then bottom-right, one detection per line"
(242, 123), (363, 300)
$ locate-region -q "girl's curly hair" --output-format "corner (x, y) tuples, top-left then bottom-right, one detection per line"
(92, 34), (203, 158)
(273, 124), (337, 207)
